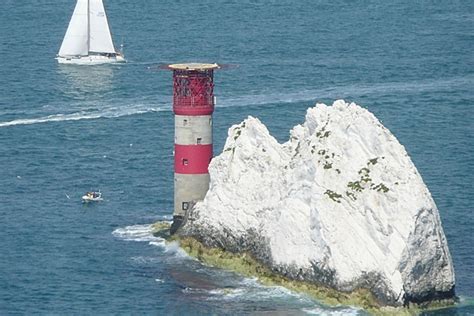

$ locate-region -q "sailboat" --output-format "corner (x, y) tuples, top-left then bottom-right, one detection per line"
(57, 0), (125, 65)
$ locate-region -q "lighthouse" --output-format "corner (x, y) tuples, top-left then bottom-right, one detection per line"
(166, 63), (221, 234)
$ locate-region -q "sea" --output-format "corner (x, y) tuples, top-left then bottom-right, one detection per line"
(0, 0), (472, 314)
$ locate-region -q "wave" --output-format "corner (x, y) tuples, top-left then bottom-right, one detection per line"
(112, 224), (163, 243)
(217, 75), (474, 109)
(114, 224), (363, 315)
(112, 223), (188, 258)
(0, 103), (165, 128)
(302, 306), (362, 316)
(202, 278), (362, 315)
(201, 277), (307, 302)
(2, 75), (470, 128)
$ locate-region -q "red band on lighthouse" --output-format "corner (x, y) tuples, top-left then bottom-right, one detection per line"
(174, 144), (213, 174)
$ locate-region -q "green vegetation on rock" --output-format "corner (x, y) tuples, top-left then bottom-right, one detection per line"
(348, 181), (364, 192)
(233, 129), (242, 140)
(368, 158), (379, 165)
(324, 190), (342, 203)
(323, 162), (333, 169)
(178, 238), (377, 306)
(175, 237), (425, 316)
(346, 191), (357, 201)
(151, 222), (455, 315)
(372, 183), (390, 193)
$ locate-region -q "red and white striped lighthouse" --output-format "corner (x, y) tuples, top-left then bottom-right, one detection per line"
(166, 63), (221, 234)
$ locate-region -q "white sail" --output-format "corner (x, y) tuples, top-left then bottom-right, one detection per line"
(89, 0), (116, 54)
(58, 0), (89, 56)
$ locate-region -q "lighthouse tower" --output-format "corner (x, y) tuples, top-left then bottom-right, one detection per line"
(167, 63), (221, 234)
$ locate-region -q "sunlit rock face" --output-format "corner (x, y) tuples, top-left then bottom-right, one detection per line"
(180, 100), (455, 306)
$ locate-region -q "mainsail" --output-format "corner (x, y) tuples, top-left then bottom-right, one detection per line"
(58, 0), (116, 57)
(89, 0), (116, 54)
(58, 0), (89, 56)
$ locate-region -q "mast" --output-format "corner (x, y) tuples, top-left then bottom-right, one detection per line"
(87, 0), (90, 53)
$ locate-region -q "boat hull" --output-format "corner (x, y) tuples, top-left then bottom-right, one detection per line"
(82, 196), (103, 202)
(82, 191), (103, 203)
(57, 54), (126, 65)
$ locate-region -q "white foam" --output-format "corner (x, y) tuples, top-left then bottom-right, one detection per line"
(163, 241), (190, 258)
(149, 240), (166, 248)
(182, 287), (208, 294)
(130, 256), (161, 264)
(204, 277), (310, 303)
(302, 306), (362, 316)
(113, 223), (192, 259)
(112, 224), (162, 243)
(457, 295), (474, 307)
(198, 277), (360, 315)
(157, 214), (173, 221)
(204, 284), (332, 315)
(0, 103), (164, 128)
(246, 285), (303, 301)
(238, 277), (260, 287)
(207, 288), (245, 297)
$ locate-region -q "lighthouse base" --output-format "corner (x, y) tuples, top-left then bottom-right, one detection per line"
(170, 215), (185, 235)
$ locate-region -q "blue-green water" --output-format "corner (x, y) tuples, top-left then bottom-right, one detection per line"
(0, 0), (472, 314)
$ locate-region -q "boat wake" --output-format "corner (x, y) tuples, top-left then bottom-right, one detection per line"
(0, 103), (165, 128)
(2, 75), (470, 129)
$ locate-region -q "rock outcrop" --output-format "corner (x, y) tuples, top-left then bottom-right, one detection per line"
(179, 100), (455, 307)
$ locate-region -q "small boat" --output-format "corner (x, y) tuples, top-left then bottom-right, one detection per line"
(82, 191), (103, 202)
(56, 0), (126, 65)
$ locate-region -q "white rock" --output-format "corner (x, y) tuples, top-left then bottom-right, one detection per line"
(181, 100), (455, 306)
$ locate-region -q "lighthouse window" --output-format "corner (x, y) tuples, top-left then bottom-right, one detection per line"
(197, 138), (202, 144)
(182, 158), (188, 166)
(183, 119), (188, 126)
(209, 118), (212, 126)
(182, 202), (189, 211)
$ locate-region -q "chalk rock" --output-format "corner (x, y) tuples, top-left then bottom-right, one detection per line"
(180, 100), (455, 306)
